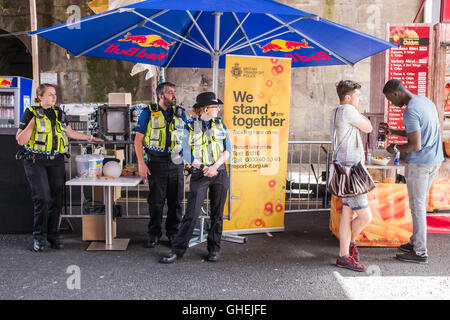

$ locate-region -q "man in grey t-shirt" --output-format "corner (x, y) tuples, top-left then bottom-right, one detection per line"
(331, 102), (366, 166)
(383, 79), (443, 264)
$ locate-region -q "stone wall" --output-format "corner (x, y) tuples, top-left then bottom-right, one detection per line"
(0, 0), (151, 103)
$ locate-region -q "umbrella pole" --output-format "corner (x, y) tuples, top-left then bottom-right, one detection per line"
(29, 0), (39, 100)
(212, 12), (222, 95)
(213, 12), (234, 223)
(212, 54), (219, 95)
(212, 12), (235, 223)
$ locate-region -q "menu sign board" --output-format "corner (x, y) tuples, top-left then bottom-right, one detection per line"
(445, 83), (450, 113)
(442, 0), (450, 23)
(386, 25), (432, 145)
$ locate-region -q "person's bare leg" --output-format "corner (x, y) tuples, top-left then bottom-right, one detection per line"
(339, 205), (354, 257)
(350, 207), (372, 243)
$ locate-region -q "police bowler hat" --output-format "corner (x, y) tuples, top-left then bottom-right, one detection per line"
(193, 92), (223, 109)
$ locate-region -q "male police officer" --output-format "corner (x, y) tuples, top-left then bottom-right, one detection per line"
(134, 82), (189, 248)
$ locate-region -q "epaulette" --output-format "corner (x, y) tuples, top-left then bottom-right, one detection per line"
(213, 117), (223, 125)
(30, 105), (45, 118)
(174, 105), (185, 117)
(149, 104), (159, 112)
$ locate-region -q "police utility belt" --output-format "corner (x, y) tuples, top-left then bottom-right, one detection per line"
(16, 148), (69, 161)
(185, 164), (226, 176)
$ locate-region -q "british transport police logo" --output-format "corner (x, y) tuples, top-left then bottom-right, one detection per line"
(231, 63), (242, 79)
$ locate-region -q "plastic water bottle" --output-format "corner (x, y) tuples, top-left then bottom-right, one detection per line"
(394, 150), (400, 165)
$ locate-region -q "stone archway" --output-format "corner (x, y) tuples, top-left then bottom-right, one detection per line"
(0, 29), (32, 78)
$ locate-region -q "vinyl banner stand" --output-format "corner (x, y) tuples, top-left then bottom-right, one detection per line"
(188, 199), (248, 247)
(223, 55), (292, 236)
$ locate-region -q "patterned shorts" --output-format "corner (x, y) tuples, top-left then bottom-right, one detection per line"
(342, 194), (369, 211)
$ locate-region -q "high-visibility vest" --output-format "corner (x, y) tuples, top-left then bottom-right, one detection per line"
(144, 104), (185, 153)
(188, 117), (227, 166)
(25, 105), (68, 155)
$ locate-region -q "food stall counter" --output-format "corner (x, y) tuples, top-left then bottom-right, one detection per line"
(330, 154), (411, 247)
(330, 154), (450, 246)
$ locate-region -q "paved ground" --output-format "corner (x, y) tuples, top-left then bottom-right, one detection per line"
(1, 211), (450, 300)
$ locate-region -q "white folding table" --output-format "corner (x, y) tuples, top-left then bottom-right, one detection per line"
(66, 176), (142, 251)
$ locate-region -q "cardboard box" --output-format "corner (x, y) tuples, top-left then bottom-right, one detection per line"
(82, 215), (117, 241)
(106, 148), (125, 162)
(93, 186), (122, 202)
(108, 93), (132, 106)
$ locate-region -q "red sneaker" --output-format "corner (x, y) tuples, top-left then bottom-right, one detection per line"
(336, 255), (366, 272)
(349, 243), (360, 262)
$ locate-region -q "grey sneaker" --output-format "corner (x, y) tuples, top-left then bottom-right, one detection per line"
(396, 251), (428, 264)
(32, 239), (45, 252)
(399, 242), (414, 253)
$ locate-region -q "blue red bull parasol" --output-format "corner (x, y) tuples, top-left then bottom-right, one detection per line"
(30, 0), (397, 93)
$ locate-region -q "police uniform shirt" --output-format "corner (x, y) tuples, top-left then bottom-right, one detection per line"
(19, 106), (68, 130)
(182, 117), (231, 165)
(135, 105), (188, 157)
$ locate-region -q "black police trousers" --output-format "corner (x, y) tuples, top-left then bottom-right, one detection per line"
(23, 157), (65, 242)
(171, 169), (230, 256)
(147, 159), (184, 240)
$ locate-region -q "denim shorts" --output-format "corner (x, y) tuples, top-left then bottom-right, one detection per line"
(342, 194), (369, 211)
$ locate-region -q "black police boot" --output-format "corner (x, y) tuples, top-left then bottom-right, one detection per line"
(167, 235), (176, 247)
(47, 236), (64, 249)
(159, 252), (182, 264)
(146, 237), (160, 248)
(206, 252), (218, 262)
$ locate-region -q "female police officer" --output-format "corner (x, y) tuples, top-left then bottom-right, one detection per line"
(160, 92), (231, 263)
(16, 84), (103, 252)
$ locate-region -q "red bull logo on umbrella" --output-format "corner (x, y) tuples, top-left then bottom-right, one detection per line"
(119, 33), (176, 50)
(257, 39), (313, 53)
(104, 43), (168, 61)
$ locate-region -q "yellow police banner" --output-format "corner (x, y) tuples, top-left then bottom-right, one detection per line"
(88, 0), (144, 14)
(223, 55), (291, 233)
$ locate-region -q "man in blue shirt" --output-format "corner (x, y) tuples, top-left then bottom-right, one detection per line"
(383, 79), (443, 264)
(134, 82), (189, 248)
